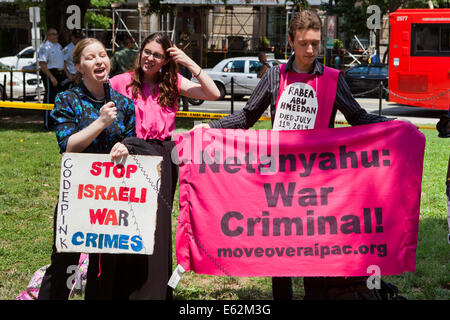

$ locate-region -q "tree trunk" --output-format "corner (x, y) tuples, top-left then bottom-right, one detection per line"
(389, 0), (404, 13)
(45, 0), (90, 46)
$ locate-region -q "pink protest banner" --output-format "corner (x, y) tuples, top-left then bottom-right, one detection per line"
(173, 121), (425, 277)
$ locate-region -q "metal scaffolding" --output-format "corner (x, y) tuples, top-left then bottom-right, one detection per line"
(83, 6), (175, 53)
(81, 3), (298, 65)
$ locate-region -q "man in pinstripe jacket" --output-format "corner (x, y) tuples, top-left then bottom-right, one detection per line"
(194, 10), (393, 300)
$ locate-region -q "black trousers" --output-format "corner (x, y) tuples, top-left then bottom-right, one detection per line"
(41, 69), (65, 130)
(272, 276), (375, 300)
(37, 205), (80, 300)
(272, 277), (293, 300)
(38, 137), (177, 300)
(83, 137), (178, 299)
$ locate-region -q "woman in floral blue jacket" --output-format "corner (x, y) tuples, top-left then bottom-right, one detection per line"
(38, 38), (135, 300)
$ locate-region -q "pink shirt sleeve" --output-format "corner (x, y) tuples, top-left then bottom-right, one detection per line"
(109, 72), (133, 98)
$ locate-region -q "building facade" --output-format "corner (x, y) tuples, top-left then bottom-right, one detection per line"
(0, 2), (32, 57)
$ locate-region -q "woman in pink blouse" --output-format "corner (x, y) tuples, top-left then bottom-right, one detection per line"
(110, 32), (219, 141)
(109, 32), (219, 300)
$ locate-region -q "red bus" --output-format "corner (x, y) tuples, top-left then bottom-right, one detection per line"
(388, 9), (450, 110)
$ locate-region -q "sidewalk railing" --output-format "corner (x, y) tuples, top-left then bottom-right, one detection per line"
(226, 77), (449, 117)
(0, 69), (43, 103)
(0, 78), (446, 131)
(383, 86), (450, 103)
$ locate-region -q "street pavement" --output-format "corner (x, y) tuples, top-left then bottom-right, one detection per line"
(183, 96), (447, 126)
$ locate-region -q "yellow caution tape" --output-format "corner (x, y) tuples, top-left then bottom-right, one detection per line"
(333, 120), (436, 130)
(176, 111), (226, 119)
(0, 101), (53, 110)
(177, 111), (271, 121)
(0, 101), (437, 129)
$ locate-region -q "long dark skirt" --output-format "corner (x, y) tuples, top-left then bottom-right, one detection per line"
(38, 137), (177, 300)
(38, 205), (80, 300)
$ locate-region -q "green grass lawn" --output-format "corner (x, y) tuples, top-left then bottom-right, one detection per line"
(0, 116), (448, 300)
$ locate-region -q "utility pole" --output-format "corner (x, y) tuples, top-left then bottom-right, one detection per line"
(29, 7), (41, 103)
(325, 0), (333, 67)
(367, 5), (381, 60)
(285, 4), (292, 60)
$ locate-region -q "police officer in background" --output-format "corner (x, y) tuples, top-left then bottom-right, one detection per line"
(38, 28), (65, 129)
(62, 29), (84, 89)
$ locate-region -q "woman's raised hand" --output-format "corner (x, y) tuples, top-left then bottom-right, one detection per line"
(168, 44), (220, 101)
(167, 45), (196, 70)
(190, 123), (210, 131)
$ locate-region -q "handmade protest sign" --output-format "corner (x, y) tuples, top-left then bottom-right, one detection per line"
(273, 82), (319, 130)
(56, 153), (162, 255)
(173, 121), (425, 277)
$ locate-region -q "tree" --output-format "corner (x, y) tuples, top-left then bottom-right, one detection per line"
(84, 0), (126, 30)
(144, 0), (173, 15)
(291, 0), (311, 11)
(325, 0), (449, 50)
(14, 0), (90, 46)
(14, 0), (129, 46)
(45, 0), (90, 46)
(323, 1), (388, 48)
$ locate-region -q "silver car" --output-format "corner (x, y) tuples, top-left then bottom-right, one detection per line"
(194, 56), (283, 100)
(0, 46), (36, 70)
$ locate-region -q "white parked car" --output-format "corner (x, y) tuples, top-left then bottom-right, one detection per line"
(0, 46), (37, 70)
(0, 62), (44, 100)
(193, 56), (284, 100)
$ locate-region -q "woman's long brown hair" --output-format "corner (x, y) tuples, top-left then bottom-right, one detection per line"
(126, 32), (179, 109)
